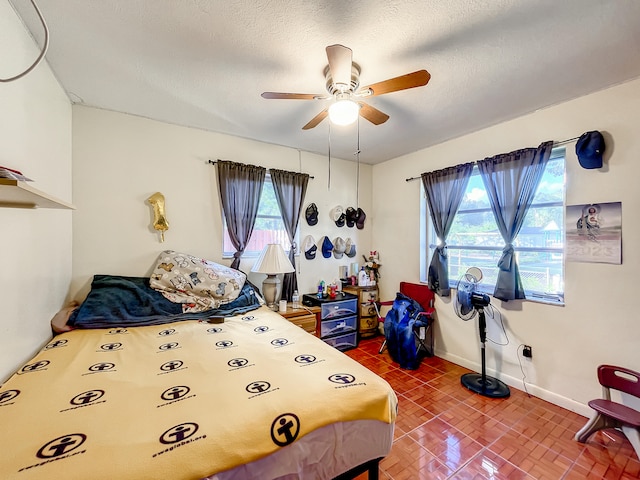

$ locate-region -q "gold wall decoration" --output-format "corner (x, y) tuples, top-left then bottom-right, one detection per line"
(147, 192), (169, 242)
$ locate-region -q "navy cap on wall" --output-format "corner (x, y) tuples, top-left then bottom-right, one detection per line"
(305, 203), (318, 226)
(321, 236), (334, 258)
(576, 131), (605, 169)
(345, 207), (358, 227)
(302, 235), (317, 260)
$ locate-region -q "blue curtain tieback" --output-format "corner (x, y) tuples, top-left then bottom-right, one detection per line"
(498, 244), (514, 271)
(233, 251), (243, 259)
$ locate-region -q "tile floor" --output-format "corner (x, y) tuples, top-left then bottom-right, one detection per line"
(346, 337), (640, 480)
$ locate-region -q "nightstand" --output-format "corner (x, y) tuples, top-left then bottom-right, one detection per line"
(278, 304), (320, 335)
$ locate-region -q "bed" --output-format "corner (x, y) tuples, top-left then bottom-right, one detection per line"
(0, 267), (397, 479)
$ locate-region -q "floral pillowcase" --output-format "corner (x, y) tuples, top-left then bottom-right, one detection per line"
(150, 250), (246, 312)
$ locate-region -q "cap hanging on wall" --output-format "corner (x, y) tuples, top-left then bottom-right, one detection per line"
(305, 203), (318, 225)
(330, 205), (346, 227)
(321, 236), (334, 258)
(345, 207), (358, 227)
(333, 237), (346, 259)
(302, 235), (317, 260)
(576, 131), (605, 169)
(345, 237), (357, 257)
(356, 208), (366, 229)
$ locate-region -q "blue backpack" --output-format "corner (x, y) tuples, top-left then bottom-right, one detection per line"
(383, 292), (425, 370)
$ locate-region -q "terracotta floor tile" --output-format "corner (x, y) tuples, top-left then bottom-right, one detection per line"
(451, 448), (534, 479)
(575, 435), (640, 479)
(439, 402), (510, 446)
(394, 394), (436, 435)
(358, 354), (401, 375)
(350, 337), (633, 479)
(378, 368), (425, 394)
(403, 382), (463, 416)
(381, 435), (453, 480)
(488, 430), (573, 479)
(428, 371), (479, 401)
(463, 393), (531, 427)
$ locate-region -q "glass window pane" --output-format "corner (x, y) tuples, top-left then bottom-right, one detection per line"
(223, 178), (292, 256)
(427, 150), (565, 303)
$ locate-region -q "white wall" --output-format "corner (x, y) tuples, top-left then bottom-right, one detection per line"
(373, 78), (640, 415)
(71, 106), (372, 302)
(0, 1), (73, 381)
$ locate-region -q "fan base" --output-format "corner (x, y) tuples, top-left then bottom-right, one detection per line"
(461, 373), (511, 398)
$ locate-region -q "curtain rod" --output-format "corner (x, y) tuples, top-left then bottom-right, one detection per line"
(404, 135), (580, 182)
(207, 160), (314, 179)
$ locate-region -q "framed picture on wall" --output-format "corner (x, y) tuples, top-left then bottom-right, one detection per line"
(565, 202), (622, 264)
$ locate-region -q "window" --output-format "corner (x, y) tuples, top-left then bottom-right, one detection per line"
(222, 176), (294, 257)
(423, 148), (566, 304)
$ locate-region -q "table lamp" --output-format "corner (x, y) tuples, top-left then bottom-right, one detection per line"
(251, 244), (295, 310)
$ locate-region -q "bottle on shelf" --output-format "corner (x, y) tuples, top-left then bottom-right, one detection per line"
(292, 290), (300, 309)
(358, 267), (368, 287)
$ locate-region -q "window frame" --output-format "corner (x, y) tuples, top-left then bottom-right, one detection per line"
(420, 148), (566, 305)
(222, 174), (298, 259)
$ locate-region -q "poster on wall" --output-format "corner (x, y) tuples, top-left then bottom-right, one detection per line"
(565, 202), (622, 264)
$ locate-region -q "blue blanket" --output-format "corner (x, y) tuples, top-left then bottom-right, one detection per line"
(383, 292), (429, 370)
(68, 275), (262, 328)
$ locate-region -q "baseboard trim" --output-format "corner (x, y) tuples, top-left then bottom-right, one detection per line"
(435, 350), (592, 418)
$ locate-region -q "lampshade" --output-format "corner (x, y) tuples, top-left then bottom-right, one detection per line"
(328, 98), (360, 126)
(251, 244), (295, 274)
(252, 244), (294, 311)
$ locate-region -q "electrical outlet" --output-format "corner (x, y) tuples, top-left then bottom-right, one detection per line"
(522, 345), (532, 358)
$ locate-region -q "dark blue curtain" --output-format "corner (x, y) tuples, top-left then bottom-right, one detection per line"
(270, 169), (309, 301)
(216, 161), (266, 270)
(477, 141), (553, 301)
(421, 163), (474, 296)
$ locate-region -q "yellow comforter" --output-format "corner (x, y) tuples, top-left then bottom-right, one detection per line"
(0, 306), (397, 479)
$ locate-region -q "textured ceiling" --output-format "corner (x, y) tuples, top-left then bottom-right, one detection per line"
(10, 0), (640, 164)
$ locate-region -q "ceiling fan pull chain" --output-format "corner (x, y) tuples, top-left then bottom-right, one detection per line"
(356, 116), (361, 207)
(327, 123), (331, 190)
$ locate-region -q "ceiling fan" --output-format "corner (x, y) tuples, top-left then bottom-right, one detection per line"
(261, 44), (431, 130)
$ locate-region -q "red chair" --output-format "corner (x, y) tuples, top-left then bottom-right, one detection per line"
(374, 282), (435, 356)
(575, 365), (640, 459)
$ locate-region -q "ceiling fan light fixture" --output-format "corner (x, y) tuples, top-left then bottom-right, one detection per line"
(328, 97), (359, 126)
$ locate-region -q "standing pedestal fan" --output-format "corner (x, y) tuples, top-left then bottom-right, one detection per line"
(455, 267), (510, 398)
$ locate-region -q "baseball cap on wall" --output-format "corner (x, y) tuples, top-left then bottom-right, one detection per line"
(330, 205), (346, 227)
(302, 235), (317, 260)
(333, 237), (346, 259)
(356, 208), (366, 229)
(321, 236), (334, 258)
(576, 131), (605, 169)
(345, 207), (358, 228)
(305, 203), (319, 226)
(345, 238), (356, 257)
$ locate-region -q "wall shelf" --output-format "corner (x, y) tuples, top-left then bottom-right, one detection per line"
(0, 178), (75, 209)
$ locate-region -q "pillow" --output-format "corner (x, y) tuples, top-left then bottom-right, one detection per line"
(149, 250), (246, 312)
(50, 301), (79, 333)
(67, 275), (261, 329)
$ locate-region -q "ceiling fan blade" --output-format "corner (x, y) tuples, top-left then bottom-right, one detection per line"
(358, 102), (389, 125)
(326, 44), (353, 89)
(361, 70), (431, 97)
(261, 92), (321, 100)
(302, 109), (328, 130)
